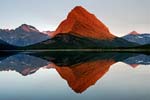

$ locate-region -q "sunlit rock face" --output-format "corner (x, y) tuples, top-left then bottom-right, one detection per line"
(52, 6), (115, 40)
(54, 59), (115, 93)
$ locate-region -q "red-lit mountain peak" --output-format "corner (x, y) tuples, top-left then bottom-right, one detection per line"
(18, 24), (39, 32)
(52, 6), (116, 40)
(129, 31), (139, 35)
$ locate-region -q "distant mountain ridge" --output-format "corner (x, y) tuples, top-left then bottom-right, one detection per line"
(0, 24), (50, 47)
(27, 6), (138, 49)
(129, 31), (139, 35)
(26, 33), (138, 49)
(0, 39), (17, 50)
(122, 31), (150, 45)
(0, 6), (149, 49)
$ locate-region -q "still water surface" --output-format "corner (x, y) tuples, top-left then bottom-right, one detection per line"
(0, 52), (149, 100)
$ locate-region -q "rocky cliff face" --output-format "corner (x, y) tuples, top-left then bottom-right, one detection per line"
(52, 6), (115, 40)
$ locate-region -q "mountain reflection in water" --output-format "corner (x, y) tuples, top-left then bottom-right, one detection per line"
(0, 51), (150, 94)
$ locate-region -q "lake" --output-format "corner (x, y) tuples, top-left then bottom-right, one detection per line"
(0, 51), (150, 100)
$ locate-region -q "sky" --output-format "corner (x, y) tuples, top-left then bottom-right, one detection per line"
(0, 0), (149, 36)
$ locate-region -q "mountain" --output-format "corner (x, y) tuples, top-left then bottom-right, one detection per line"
(0, 6), (140, 49)
(28, 6), (137, 49)
(26, 33), (138, 49)
(129, 31), (139, 35)
(51, 6), (115, 40)
(0, 24), (50, 47)
(0, 39), (17, 50)
(122, 31), (150, 45)
(42, 31), (53, 36)
(137, 44), (150, 49)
